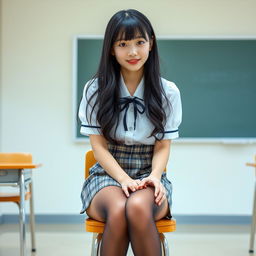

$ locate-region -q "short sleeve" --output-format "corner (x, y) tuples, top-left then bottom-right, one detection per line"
(157, 81), (182, 140)
(78, 79), (102, 136)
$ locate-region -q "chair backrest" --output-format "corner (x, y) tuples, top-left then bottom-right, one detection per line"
(0, 153), (32, 164)
(85, 150), (97, 179)
(85, 149), (167, 179)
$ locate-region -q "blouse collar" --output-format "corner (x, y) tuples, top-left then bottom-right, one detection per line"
(120, 72), (144, 99)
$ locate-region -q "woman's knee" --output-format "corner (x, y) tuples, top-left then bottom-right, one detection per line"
(87, 186), (127, 222)
(125, 191), (154, 220)
(107, 199), (127, 219)
(105, 200), (128, 233)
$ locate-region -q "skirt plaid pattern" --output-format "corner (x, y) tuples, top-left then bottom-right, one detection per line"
(80, 143), (173, 219)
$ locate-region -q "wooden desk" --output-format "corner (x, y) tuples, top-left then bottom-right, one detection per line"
(247, 163), (256, 168)
(0, 163), (41, 256)
(247, 160), (256, 254)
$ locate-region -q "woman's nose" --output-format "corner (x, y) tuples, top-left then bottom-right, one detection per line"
(128, 45), (138, 56)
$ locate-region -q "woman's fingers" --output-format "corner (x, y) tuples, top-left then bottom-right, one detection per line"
(158, 194), (166, 206)
(122, 185), (130, 197)
(135, 179), (141, 184)
(135, 179), (141, 189)
(131, 185), (136, 192)
(154, 182), (160, 197)
(123, 177), (166, 206)
(129, 180), (141, 192)
(135, 179), (144, 189)
(155, 187), (162, 203)
(121, 178), (145, 196)
(125, 175), (166, 206)
(155, 187), (166, 206)
(138, 181), (144, 189)
(138, 178), (149, 189)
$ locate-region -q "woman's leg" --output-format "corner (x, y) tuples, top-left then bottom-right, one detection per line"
(86, 186), (129, 256)
(125, 186), (169, 256)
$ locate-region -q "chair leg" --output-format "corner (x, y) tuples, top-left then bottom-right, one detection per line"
(96, 233), (103, 256)
(91, 233), (96, 256)
(29, 182), (36, 252)
(159, 233), (169, 256)
(249, 179), (256, 253)
(91, 233), (102, 256)
(159, 233), (164, 256)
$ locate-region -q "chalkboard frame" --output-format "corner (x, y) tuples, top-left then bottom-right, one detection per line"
(72, 35), (256, 144)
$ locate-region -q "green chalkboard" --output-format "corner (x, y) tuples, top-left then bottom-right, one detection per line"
(74, 37), (256, 140)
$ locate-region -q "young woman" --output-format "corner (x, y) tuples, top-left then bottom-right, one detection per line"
(78, 9), (182, 256)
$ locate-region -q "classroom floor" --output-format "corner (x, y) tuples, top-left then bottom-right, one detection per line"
(0, 223), (254, 256)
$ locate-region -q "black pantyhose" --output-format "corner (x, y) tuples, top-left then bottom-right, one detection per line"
(86, 186), (129, 256)
(86, 186), (164, 256)
(126, 187), (163, 256)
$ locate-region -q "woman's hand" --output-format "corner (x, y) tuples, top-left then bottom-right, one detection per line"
(120, 178), (142, 197)
(138, 175), (166, 206)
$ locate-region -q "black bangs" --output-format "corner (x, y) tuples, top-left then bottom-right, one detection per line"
(113, 18), (150, 43)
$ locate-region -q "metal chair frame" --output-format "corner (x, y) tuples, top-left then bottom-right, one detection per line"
(247, 155), (256, 253)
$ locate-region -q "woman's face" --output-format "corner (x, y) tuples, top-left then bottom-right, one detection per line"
(111, 33), (153, 73)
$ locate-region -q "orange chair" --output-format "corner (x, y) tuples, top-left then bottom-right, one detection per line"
(84, 150), (176, 256)
(0, 153), (41, 256)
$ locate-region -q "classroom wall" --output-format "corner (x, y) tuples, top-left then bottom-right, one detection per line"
(0, 0), (256, 217)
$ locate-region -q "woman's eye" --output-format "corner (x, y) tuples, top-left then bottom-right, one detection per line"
(118, 42), (126, 47)
(137, 40), (145, 45)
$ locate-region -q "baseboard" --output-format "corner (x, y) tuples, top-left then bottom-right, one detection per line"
(1, 214), (86, 224)
(174, 214), (251, 224)
(0, 214), (252, 224)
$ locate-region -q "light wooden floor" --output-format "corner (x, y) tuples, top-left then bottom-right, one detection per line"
(0, 223), (254, 256)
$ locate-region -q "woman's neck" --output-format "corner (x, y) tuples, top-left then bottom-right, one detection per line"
(120, 68), (144, 91)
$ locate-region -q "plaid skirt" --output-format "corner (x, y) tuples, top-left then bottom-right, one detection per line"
(80, 143), (173, 219)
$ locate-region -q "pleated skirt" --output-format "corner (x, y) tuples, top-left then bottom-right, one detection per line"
(80, 143), (173, 219)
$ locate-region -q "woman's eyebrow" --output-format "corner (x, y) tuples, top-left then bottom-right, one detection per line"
(115, 36), (146, 42)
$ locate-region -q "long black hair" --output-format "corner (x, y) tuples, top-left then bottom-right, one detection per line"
(80, 9), (171, 144)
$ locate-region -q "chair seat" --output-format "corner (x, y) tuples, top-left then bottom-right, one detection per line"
(85, 217), (176, 233)
(0, 192), (31, 203)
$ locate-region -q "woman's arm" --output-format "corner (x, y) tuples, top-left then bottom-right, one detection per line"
(138, 139), (171, 206)
(151, 139), (171, 180)
(89, 134), (130, 183)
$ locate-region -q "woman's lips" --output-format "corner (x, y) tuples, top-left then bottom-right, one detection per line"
(127, 59), (140, 64)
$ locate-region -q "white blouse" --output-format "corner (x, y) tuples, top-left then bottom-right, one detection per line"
(78, 73), (182, 145)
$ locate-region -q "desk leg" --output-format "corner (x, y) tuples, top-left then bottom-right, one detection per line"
(19, 170), (26, 256)
(249, 179), (256, 253)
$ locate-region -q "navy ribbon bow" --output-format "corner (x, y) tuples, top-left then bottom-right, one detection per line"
(119, 96), (145, 131)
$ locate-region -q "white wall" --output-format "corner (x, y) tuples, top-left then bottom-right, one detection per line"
(0, 0), (256, 215)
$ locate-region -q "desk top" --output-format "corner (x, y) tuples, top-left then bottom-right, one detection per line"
(246, 163), (256, 167)
(0, 163), (42, 169)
